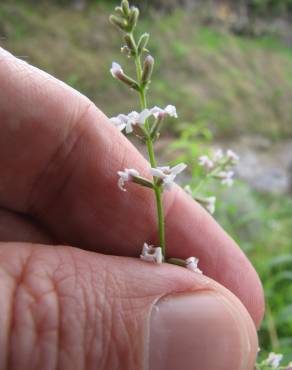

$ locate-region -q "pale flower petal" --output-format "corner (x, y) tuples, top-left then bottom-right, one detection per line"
(117, 168), (140, 191)
(218, 171), (234, 186)
(185, 257), (203, 274)
(170, 163), (187, 175)
(125, 110), (150, 134)
(150, 105), (178, 119)
(226, 149), (240, 162)
(265, 352), (283, 368)
(205, 196), (216, 214)
(150, 163), (187, 191)
(137, 109), (152, 123)
(164, 104), (178, 118)
(110, 62), (123, 78)
(140, 243), (163, 264)
(213, 149), (223, 162)
(109, 114), (128, 131)
(198, 155), (214, 170)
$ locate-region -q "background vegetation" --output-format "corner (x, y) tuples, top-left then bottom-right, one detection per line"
(1, 0), (291, 362)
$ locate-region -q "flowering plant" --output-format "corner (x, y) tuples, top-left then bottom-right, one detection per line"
(108, 1), (290, 368)
(109, 0), (238, 271)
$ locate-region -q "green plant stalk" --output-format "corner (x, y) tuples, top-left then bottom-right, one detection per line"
(133, 37), (166, 257)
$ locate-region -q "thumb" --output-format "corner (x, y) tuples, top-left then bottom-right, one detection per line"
(0, 243), (257, 370)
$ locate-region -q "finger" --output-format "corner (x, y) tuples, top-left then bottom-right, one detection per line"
(0, 242), (258, 370)
(0, 48), (264, 325)
(0, 208), (53, 244)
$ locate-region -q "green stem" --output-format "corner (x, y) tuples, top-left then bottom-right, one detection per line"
(133, 39), (166, 257)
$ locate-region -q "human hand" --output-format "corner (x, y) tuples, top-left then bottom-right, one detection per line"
(0, 48), (264, 370)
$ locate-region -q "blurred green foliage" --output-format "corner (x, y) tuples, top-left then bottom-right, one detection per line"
(3, 0), (292, 139)
(171, 127), (292, 361)
(249, 0), (292, 14)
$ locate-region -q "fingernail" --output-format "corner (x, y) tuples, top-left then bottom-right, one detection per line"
(149, 291), (257, 370)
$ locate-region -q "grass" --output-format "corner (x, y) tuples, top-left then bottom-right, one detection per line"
(171, 128), (292, 360)
(216, 187), (292, 361)
(2, 1), (292, 138)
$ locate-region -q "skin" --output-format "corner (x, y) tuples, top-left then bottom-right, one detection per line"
(0, 47), (264, 370)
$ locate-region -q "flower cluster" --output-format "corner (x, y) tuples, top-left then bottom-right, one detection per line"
(110, 104), (177, 137)
(150, 163), (187, 191)
(184, 148), (239, 215)
(264, 353), (283, 368)
(108, 3), (292, 369)
(109, 0), (203, 272)
(117, 163), (186, 192)
(256, 351), (292, 370)
(198, 149), (239, 187)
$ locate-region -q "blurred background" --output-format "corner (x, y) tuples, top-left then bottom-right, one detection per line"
(1, 0), (292, 362)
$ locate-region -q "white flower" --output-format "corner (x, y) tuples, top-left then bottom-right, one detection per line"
(218, 170), (234, 186)
(125, 109), (152, 134)
(151, 105), (178, 119)
(150, 163), (187, 191)
(185, 257), (203, 274)
(205, 196), (216, 214)
(213, 149), (224, 162)
(109, 114), (128, 131)
(110, 62), (123, 79)
(265, 352), (283, 368)
(226, 149), (240, 162)
(198, 155), (214, 170)
(140, 243), (163, 264)
(117, 168), (140, 191)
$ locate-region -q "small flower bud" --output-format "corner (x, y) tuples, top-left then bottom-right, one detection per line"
(128, 7), (139, 31)
(114, 6), (124, 16)
(121, 0), (130, 16)
(124, 34), (136, 54)
(110, 62), (139, 90)
(109, 15), (128, 32)
(118, 169), (153, 191)
(215, 171), (234, 186)
(137, 33), (150, 55)
(195, 196), (216, 214)
(198, 155), (214, 171)
(226, 149), (240, 163)
(141, 55), (154, 85)
(150, 114), (164, 140)
(118, 74), (139, 90)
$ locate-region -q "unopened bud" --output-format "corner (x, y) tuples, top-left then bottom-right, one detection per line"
(132, 123), (147, 140)
(128, 7), (139, 31)
(194, 196), (216, 214)
(132, 175), (154, 189)
(121, 0), (130, 16)
(141, 55), (154, 85)
(150, 114), (164, 140)
(114, 6), (124, 16)
(109, 15), (128, 32)
(118, 73), (140, 90)
(124, 34), (136, 53)
(110, 62), (139, 90)
(137, 33), (150, 55)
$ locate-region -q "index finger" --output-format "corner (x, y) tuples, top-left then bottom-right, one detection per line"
(0, 48), (264, 326)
